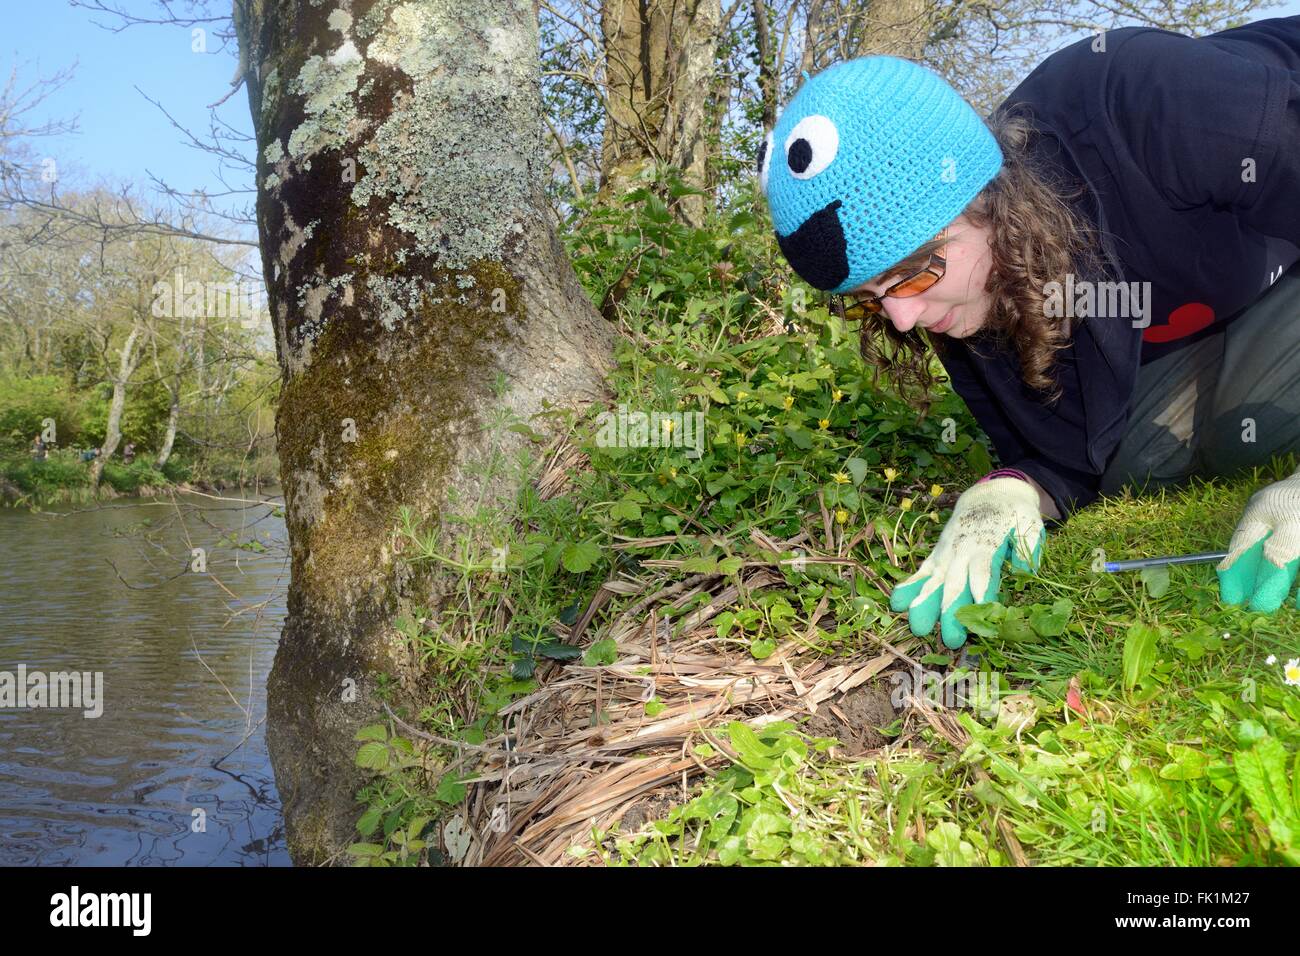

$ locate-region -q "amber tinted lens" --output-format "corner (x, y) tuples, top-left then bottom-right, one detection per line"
(842, 297), (880, 320)
(890, 270), (940, 297)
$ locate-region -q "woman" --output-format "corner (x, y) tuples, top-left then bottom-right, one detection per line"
(759, 16), (1300, 648)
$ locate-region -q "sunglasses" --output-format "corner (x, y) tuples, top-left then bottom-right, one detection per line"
(829, 228), (949, 322)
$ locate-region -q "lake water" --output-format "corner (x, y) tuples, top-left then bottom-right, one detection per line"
(0, 491), (290, 865)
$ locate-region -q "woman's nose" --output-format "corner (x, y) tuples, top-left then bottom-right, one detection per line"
(882, 295), (927, 333)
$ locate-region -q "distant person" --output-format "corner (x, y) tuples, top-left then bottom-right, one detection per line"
(31, 434), (47, 461)
(122, 442), (136, 465)
(80, 447), (100, 463)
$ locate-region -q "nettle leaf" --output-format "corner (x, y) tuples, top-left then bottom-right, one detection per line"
(355, 724), (388, 742)
(681, 554), (720, 573)
(511, 656), (536, 680)
(562, 539), (603, 574)
(537, 642), (583, 661)
(435, 773), (467, 804)
(1140, 564), (1171, 599)
(717, 556), (745, 576)
(1122, 622), (1160, 691)
(355, 741), (390, 771)
(610, 498), (643, 521)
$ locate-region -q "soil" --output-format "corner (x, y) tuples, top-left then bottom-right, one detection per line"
(801, 671), (904, 755)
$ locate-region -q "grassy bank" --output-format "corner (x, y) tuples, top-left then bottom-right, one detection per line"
(345, 168), (1300, 867)
(0, 447), (280, 507)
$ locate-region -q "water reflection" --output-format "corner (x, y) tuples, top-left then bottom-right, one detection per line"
(0, 491), (290, 865)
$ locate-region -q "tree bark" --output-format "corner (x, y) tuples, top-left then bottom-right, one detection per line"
(89, 322), (142, 487)
(235, 0), (616, 864)
(598, 0), (723, 223)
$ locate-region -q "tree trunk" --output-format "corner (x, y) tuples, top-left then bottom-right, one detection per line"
(236, 0), (616, 864)
(155, 388), (180, 469)
(89, 323), (142, 487)
(598, 0), (723, 221)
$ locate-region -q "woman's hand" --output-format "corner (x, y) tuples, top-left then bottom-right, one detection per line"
(1217, 468), (1300, 612)
(889, 477), (1046, 648)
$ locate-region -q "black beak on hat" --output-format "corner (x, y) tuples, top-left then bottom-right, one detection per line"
(775, 199), (849, 292)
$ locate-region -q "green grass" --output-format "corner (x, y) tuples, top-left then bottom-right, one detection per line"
(594, 477), (1300, 867)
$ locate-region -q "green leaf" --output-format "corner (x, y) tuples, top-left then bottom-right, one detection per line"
(783, 425), (813, 449)
(511, 656), (536, 680)
(348, 842), (385, 858)
(728, 722), (776, 770)
(1235, 735), (1295, 826)
(955, 601), (1005, 638)
(714, 611), (736, 640)
(355, 741), (390, 771)
(751, 637), (776, 659)
(355, 724), (388, 742)
(435, 773), (467, 804)
(845, 457), (868, 486)
(356, 806), (383, 836)
(717, 556), (744, 576)
(645, 698), (666, 717)
(1028, 598), (1073, 637)
(610, 498), (643, 521)
(1159, 744), (1208, 780)
(583, 638), (618, 667)
(1140, 564), (1170, 599)
(1122, 622), (1160, 691)
(562, 539), (603, 574)
(998, 606), (1040, 643)
(536, 642), (583, 661)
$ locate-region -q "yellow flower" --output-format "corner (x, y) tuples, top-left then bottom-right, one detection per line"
(835, 508), (848, 524)
(900, 497), (914, 511)
(831, 472), (850, 484)
(736, 389), (748, 401)
(735, 432), (746, 447)
(883, 467), (899, 482)
(661, 418), (675, 434)
(783, 395), (794, 410)
(818, 418), (830, 430)
(930, 484), (943, 497)
(929, 512), (941, 522)
(832, 388), (843, 403)
(669, 467), (678, 479)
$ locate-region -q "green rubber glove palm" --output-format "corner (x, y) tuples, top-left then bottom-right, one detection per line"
(889, 477), (1046, 648)
(1216, 468), (1300, 612)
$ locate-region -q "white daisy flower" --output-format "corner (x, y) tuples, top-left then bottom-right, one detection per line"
(1285, 659), (1300, 687)
(1266, 654), (1277, 666)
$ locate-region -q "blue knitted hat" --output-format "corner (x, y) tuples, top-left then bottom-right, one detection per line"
(758, 57), (1003, 295)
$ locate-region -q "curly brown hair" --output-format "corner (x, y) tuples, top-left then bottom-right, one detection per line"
(852, 104), (1106, 409)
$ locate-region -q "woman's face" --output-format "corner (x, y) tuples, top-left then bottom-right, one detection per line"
(846, 213), (994, 339)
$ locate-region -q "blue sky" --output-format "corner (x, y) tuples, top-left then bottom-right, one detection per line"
(5, 0), (1300, 239)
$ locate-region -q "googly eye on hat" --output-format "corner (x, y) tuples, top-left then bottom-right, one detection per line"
(757, 57), (1003, 295)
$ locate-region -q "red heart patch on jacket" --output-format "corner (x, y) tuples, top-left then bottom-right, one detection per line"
(1142, 302), (1215, 343)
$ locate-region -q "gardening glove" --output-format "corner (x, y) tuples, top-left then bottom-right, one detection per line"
(889, 476), (1046, 649)
(1216, 467), (1300, 613)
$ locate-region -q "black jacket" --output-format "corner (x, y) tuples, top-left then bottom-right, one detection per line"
(936, 16), (1300, 523)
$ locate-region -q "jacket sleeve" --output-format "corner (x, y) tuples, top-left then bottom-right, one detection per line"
(1109, 18), (1300, 247)
(936, 341), (1102, 528)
